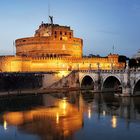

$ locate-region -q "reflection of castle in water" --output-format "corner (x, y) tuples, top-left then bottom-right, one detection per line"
(0, 92), (140, 139)
(1, 94), (83, 140)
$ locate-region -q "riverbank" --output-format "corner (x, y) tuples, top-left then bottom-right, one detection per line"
(0, 87), (80, 97)
(0, 88), (139, 97)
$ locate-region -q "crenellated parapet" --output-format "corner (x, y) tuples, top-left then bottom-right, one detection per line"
(0, 53), (125, 72)
(0, 20), (125, 72)
(16, 22), (83, 58)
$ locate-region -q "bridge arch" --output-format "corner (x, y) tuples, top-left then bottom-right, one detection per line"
(102, 75), (122, 93)
(133, 78), (140, 95)
(81, 75), (94, 90)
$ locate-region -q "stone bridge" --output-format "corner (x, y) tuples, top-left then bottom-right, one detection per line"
(2, 69), (140, 96)
(78, 68), (140, 96)
(47, 67), (140, 96)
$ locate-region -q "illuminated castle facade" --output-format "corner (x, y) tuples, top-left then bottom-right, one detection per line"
(0, 18), (124, 72)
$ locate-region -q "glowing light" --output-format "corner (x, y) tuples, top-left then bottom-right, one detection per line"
(58, 98), (68, 115)
(57, 71), (69, 78)
(62, 64), (65, 68)
(103, 110), (106, 116)
(3, 120), (7, 130)
(4, 112), (23, 125)
(62, 44), (66, 50)
(111, 115), (117, 128)
(62, 98), (67, 110)
(62, 36), (68, 41)
(56, 112), (59, 124)
(88, 107), (91, 119)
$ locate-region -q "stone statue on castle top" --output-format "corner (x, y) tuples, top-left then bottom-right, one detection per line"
(49, 16), (53, 25)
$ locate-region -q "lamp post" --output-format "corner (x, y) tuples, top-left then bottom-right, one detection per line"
(111, 62), (113, 70)
(57, 62), (58, 71)
(77, 64), (79, 71)
(89, 63), (91, 70)
(97, 63), (100, 71)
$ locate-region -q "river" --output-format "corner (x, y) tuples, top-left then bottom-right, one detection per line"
(0, 91), (140, 140)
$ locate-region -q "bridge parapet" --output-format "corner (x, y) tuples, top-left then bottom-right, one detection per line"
(130, 68), (140, 73)
(79, 69), (125, 74)
(78, 68), (140, 96)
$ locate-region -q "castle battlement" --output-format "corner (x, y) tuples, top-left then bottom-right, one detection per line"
(0, 20), (125, 72)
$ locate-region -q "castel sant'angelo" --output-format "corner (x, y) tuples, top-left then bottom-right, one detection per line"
(0, 17), (124, 72)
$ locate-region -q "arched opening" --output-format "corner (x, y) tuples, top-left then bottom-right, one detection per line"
(133, 80), (140, 95)
(102, 76), (122, 93)
(81, 75), (94, 90)
(50, 54), (53, 58)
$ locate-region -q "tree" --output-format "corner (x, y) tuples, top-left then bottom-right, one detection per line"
(129, 59), (137, 68)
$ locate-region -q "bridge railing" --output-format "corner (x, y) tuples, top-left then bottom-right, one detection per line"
(129, 68), (140, 73)
(78, 68), (140, 74)
(78, 69), (125, 73)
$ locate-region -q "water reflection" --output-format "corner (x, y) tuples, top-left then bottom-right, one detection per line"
(111, 115), (117, 128)
(88, 105), (91, 119)
(0, 91), (140, 140)
(3, 120), (7, 130)
(0, 93), (83, 140)
(102, 110), (106, 116)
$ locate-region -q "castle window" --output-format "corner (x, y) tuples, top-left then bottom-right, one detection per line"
(65, 32), (67, 35)
(60, 37), (62, 40)
(54, 31), (57, 38)
(60, 31), (62, 35)
(69, 32), (72, 38)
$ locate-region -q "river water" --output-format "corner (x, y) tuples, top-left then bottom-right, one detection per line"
(0, 91), (140, 140)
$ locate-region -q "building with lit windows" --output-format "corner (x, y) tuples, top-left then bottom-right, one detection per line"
(0, 18), (125, 72)
(133, 49), (140, 59)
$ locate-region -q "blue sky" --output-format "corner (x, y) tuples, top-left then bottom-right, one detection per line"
(0, 0), (140, 57)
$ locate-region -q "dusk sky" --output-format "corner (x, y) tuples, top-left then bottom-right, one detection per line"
(0, 0), (140, 57)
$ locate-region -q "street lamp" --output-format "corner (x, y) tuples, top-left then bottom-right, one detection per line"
(89, 63), (91, 70)
(97, 63), (100, 70)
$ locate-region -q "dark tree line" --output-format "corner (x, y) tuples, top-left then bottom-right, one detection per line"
(119, 55), (140, 68)
(0, 74), (42, 91)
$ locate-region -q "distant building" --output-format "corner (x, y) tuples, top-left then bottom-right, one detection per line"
(132, 49), (140, 59)
(0, 19), (125, 72)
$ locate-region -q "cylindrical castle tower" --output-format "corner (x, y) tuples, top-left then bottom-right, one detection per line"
(15, 22), (83, 58)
